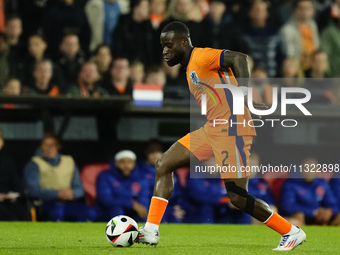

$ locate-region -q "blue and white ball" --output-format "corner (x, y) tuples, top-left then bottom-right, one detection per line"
(105, 215), (138, 247)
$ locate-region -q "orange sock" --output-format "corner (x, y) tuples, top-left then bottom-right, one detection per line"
(264, 211), (292, 235)
(146, 196), (168, 225)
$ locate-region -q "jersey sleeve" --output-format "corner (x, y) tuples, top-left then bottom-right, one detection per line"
(197, 48), (227, 71)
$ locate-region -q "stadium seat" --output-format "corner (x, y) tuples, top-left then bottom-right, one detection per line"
(80, 163), (109, 207)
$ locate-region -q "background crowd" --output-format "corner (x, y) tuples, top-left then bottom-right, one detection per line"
(1, 0), (340, 224)
(0, 0), (340, 102)
(1, 128), (340, 225)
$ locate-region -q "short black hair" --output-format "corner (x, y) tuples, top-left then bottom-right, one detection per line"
(161, 21), (190, 37)
(145, 139), (163, 155)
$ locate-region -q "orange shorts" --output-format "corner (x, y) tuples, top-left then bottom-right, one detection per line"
(178, 127), (254, 179)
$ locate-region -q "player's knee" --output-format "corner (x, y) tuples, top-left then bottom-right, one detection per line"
(155, 154), (166, 174)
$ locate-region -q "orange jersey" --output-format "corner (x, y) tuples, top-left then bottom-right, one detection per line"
(186, 47), (256, 137)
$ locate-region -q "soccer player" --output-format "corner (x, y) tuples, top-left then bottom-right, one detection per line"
(138, 21), (306, 251)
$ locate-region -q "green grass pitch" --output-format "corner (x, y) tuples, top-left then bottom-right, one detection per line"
(0, 222), (339, 255)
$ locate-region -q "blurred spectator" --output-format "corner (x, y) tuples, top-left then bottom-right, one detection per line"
(1, 78), (22, 109)
(42, 0), (91, 57)
(4, 15), (25, 75)
(280, 0), (319, 68)
(162, 59), (185, 86)
(321, 12), (340, 77)
(15, 35), (48, 84)
(0, 32), (9, 88)
(130, 61), (145, 84)
(248, 153), (277, 224)
(162, 59), (189, 99)
(14, 35), (66, 88)
(281, 158), (339, 225)
(304, 50), (329, 78)
(112, 0), (157, 68)
(0, 0), (17, 32)
(96, 150), (150, 221)
(57, 34), (86, 86)
(317, 0), (340, 31)
(276, 57), (305, 88)
(85, 0), (121, 50)
(145, 66), (166, 86)
(2, 78), (21, 96)
(201, 0), (235, 50)
(150, 0), (167, 29)
(303, 50), (336, 104)
(250, 66), (274, 105)
(103, 58), (133, 96)
(4, 15), (23, 50)
(138, 139), (163, 195)
(67, 62), (108, 97)
(239, 0), (286, 78)
(329, 177), (340, 225)
(168, 0), (207, 23)
(92, 44), (112, 79)
(24, 60), (60, 96)
(161, 0), (204, 48)
(24, 133), (93, 222)
(282, 57), (305, 80)
(16, 0), (48, 42)
(0, 128), (29, 221)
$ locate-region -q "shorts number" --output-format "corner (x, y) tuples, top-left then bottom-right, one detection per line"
(222, 151), (229, 166)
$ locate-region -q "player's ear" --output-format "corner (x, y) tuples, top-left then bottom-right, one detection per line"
(182, 37), (189, 47)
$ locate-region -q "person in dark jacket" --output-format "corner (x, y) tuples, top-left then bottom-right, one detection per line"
(239, 1), (286, 77)
(329, 176), (340, 225)
(200, 0), (235, 50)
(112, 0), (157, 68)
(281, 158), (339, 225)
(67, 62), (108, 97)
(96, 150), (150, 222)
(41, 0), (91, 57)
(102, 58), (133, 96)
(57, 34), (86, 86)
(23, 60), (61, 96)
(4, 15), (26, 79)
(13, 35), (66, 91)
(24, 133), (93, 222)
(138, 139), (163, 195)
(0, 129), (29, 221)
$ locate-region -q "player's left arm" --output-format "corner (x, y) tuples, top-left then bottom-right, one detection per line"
(222, 51), (250, 87)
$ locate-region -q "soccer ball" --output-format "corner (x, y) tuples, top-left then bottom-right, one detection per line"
(105, 215), (139, 247)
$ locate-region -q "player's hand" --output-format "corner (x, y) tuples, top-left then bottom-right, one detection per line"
(58, 189), (74, 201)
(173, 205), (185, 220)
(245, 95), (268, 119)
(314, 208), (332, 224)
(132, 202), (148, 219)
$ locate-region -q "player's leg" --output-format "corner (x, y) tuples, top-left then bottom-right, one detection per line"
(224, 177), (279, 222)
(153, 141), (192, 199)
(224, 178), (306, 251)
(139, 141), (192, 245)
(139, 130), (213, 246)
